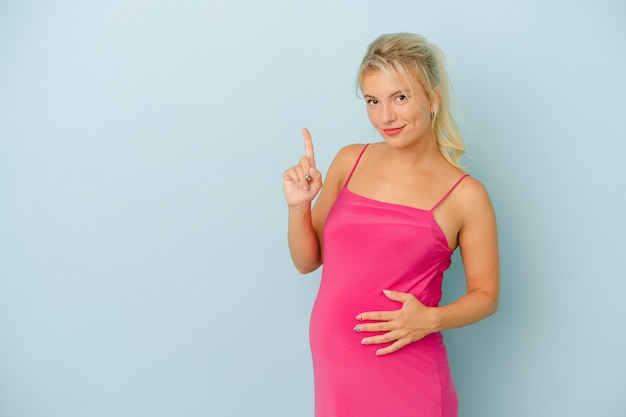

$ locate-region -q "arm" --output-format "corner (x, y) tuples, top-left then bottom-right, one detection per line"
(354, 179), (500, 355)
(284, 130), (357, 273)
(284, 128), (323, 273)
(431, 180), (500, 330)
(287, 202), (322, 273)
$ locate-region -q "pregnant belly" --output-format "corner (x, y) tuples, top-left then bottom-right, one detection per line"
(309, 282), (396, 360)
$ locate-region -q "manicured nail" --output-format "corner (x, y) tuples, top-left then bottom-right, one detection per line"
(355, 315), (362, 320)
(376, 350), (383, 356)
(383, 289), (390, 295)
(354, 325), (361, 332)
(361, 338), (368, 344)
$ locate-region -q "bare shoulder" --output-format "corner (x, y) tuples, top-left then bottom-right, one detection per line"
(458, 175), (491, 201)
(311, 143), (367, 237)
(325, 143), (368, 186)
(313, 143), (366, 212)
(332, 143), (368, 166)
(454, 175), (496, 223)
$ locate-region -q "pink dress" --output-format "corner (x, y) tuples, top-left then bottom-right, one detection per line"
(309, 145), (467, 417)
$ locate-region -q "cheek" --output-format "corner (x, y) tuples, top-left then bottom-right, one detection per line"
(403, 107), (426, 123)
(366, 108), (378, 124)
(411, 101), (430, 118)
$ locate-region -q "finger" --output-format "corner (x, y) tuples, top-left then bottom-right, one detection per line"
(356, 311), (397, 322)
(297, 157), (312, 190)
(283, 166), (301, 183)
(302, 127), (316, 168)
(299, 155), (311, 177)
(375, 339), (409, 356)
(283, 168), (303, 194)
(360, 331), (398, 346)
(382, 289), (413, 303)
(353, 321), (392, 333)
(307, 166), (322, 191)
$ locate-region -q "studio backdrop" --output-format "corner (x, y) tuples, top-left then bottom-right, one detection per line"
(1, 1), (624, 416)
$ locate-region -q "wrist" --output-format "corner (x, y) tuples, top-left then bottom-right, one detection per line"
(426, 306), (444, 333)
(288, 201), (312, 211)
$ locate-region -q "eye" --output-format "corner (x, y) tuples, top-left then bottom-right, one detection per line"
(366, 99), (378, 107)
(395, 95), (408, 103)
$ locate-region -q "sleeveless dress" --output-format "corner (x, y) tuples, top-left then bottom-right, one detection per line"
(309, 145), (468, 417)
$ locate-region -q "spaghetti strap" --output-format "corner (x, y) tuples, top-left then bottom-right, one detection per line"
(343, 144), (369, 187)
(430, 174), (469, 211)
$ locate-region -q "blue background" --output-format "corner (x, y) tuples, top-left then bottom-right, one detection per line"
(1, 0), (624, 416)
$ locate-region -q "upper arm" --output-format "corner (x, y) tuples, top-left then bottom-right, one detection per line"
(311, 144), (365, 257)
(457, 179), (500, 300)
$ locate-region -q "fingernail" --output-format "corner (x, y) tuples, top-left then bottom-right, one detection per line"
(354, 326), (361, 332)
(383, 289), (390, 295)
(376, 350), (383, 356)
(355, 314), (362, 320)
(361, 338), (368, 344)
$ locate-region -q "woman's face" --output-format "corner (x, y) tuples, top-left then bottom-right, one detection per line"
(361, 70), (434, 147)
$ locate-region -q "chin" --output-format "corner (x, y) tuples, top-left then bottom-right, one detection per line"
(382, 136), (411, 147)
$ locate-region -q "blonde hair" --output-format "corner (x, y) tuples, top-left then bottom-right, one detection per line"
(357, 33), (465, 170)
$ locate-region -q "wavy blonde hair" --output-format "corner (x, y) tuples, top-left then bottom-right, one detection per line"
(357, 33), (465, 170)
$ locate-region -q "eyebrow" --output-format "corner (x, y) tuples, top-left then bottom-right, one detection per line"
(363, 90), (405, 99)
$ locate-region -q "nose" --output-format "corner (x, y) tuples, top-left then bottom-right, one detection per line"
(380, 102), (397, 123)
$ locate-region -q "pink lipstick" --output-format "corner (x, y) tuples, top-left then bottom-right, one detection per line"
(382, 126), (405, 136)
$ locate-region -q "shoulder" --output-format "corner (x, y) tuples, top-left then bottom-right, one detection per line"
(457, 175), (489, 199)
(310, 143), (368, 233)
(454, 175), (496, 224)
(326, 143), (368, 182)
(332, 143), (368, 165)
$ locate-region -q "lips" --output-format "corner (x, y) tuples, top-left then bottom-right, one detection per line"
(382, 126), (405, 136)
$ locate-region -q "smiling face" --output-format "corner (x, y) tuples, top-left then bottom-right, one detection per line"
(362, 70), (436, 148)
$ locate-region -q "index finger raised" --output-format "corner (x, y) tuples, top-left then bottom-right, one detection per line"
(302, 127), (316, 167)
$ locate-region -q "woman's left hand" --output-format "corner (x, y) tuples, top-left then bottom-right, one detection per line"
(354, 290), (440, 356)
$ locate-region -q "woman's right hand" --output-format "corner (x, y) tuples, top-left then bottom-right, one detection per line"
(283, 128), (323, 207)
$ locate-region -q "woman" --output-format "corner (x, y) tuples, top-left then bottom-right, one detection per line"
(283, 33), (499, 417)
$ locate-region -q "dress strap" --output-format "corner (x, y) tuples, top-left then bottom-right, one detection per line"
(430, 174), (469, 211)
(343, 144), (369, 187)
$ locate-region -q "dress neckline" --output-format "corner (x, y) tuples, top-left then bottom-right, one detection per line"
(343, 185), (433, 213)
(340, 187), (455, 253)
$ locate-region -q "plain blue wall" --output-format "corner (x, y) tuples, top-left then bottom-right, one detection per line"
(1, 1), (624, 416)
